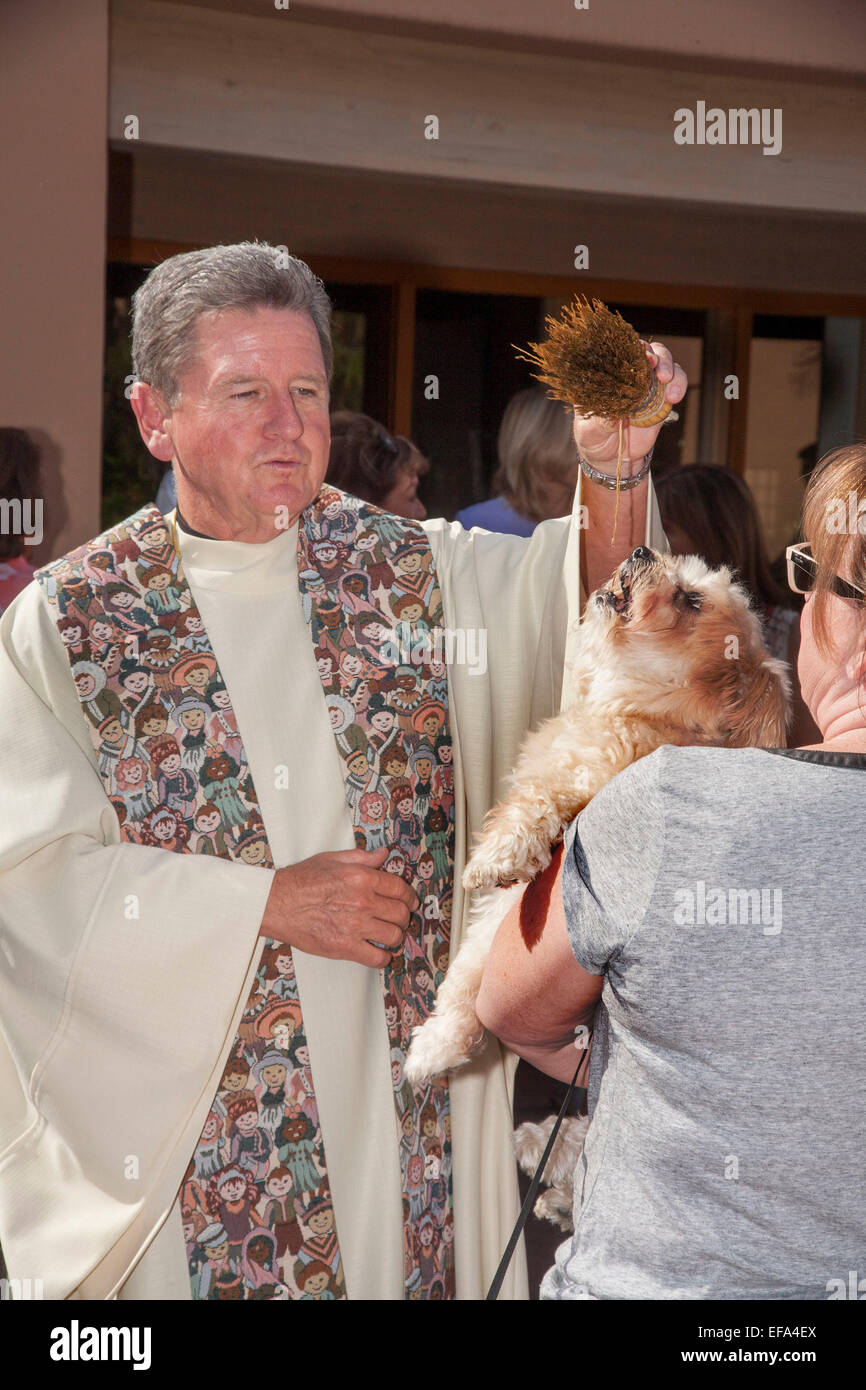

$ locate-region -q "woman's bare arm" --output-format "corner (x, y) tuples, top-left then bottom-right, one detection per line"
(476, 843), (604, 1083)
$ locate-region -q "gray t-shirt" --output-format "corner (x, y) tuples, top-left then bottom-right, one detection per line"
(542, 744), (866, 1301)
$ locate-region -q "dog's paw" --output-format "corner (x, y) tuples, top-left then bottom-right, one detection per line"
(462, 852), (508, 892)
(404, 1014), (485, 1085)
(513, 1114), (589, 1185)
(532, 1186), (575, 1233)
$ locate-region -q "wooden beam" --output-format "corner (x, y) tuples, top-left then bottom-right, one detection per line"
(107, 238), (866, 319)
(110, 1), (866, 216)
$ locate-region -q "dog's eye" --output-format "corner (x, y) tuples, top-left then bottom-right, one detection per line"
(675, 587), (703, 611)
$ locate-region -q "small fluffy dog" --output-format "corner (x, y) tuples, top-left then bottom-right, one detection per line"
(405, 546), (790, 1220)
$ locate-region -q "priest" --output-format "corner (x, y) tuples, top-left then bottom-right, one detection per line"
(0, 242), (681, 1300)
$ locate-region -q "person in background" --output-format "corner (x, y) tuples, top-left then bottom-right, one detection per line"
(0, 428), (40, 615)
(326, 411), (429, 520)
(654, 462), (818, 746)
(456, 389), (578, 537)
(477, 442), (866, 1300)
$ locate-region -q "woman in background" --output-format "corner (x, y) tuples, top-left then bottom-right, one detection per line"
(456, 389), (577, 537)
(478, 443), (866, 1300)
(326, 411), (429, 521)
(655, 462), (817, 745)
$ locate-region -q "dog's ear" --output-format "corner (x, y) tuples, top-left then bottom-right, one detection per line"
(724, 652), (791, 748)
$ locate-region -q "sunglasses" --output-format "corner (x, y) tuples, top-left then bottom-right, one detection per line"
(786, 542), (866, 603)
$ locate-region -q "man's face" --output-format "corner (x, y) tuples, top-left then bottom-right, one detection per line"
(132, 306), (330, 544)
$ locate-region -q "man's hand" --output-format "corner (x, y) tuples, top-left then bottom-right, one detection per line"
(260, 846), (419, 968)
(572, 341), (688, 470)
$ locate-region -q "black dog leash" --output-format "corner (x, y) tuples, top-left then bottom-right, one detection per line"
(485, 1059), (583, 1301)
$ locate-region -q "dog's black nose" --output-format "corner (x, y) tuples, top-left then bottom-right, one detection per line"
(630, 546), (654, 564)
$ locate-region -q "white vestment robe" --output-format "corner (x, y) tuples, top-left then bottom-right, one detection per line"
(0, 480), (666, 1299)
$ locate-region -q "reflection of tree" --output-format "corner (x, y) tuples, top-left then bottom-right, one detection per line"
(102, 296), (162, 529)
(330, 312), (365, 413)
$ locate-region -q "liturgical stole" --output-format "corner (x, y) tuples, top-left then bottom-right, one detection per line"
(36, 485), (455, 1301)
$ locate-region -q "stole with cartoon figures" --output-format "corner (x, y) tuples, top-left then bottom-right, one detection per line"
(35, 486), (455, 1301)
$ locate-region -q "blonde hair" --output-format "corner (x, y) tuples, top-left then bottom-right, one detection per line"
(802, 443), (866, 657)
(493, 390), (577, 524)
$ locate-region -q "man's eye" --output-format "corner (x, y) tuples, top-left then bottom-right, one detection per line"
(232, 390), (257, 399)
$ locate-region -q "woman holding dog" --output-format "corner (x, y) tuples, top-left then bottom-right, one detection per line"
(478, 440), (866, 1300)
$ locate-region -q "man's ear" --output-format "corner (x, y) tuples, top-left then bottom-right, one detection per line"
(129, 381), (175, 463)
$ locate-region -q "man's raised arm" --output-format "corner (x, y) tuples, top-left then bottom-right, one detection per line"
(575, 340), (685, 596)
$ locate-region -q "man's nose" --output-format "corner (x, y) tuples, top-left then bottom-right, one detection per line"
(265, 393), (304, 435)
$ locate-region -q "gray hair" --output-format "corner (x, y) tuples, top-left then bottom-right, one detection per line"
(131, 241), (333, 406)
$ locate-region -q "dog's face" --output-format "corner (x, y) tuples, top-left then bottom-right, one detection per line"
(577, 547), (790, 747)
